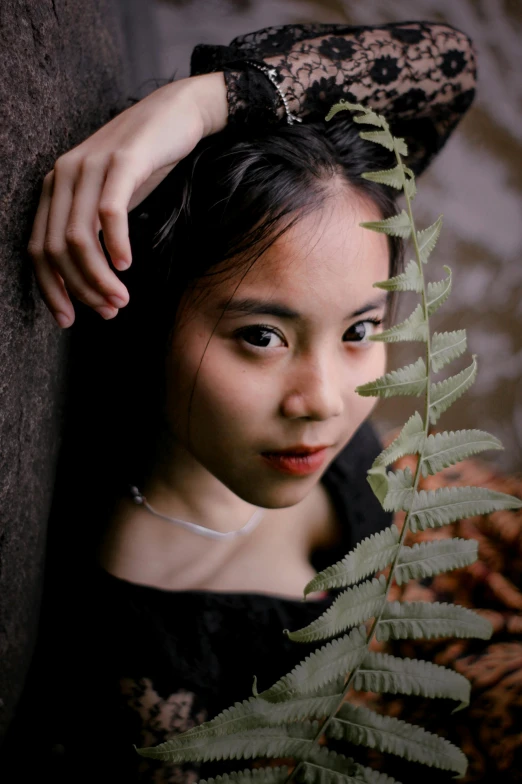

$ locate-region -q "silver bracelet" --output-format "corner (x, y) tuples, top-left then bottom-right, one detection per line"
(244, 60), (302, 126)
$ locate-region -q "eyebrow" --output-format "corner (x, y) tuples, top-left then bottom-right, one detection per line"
(216, 293), (390, 321)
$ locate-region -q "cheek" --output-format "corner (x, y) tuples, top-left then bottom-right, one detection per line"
(173, 344), (278, 446)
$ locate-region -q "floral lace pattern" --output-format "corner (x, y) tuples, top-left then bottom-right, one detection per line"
(191, 21), (476, 173)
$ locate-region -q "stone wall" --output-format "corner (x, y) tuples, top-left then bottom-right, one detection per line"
(0, 0), (128, 743)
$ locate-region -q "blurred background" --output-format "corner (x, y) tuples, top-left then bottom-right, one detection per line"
(126, 0), (522, 472)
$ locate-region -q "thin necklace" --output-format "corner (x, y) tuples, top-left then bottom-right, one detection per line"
(129, 485), (266, 541)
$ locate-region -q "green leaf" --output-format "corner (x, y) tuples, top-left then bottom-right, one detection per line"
(373, 411), (424, 467)
(356, 357), (427, 398)
(200, 766), (292, 784)
(395, 538), (478, 585)
(430, 330), (467, 373)
(329, 703), (467, 775)
(285, 576), (387, 643)
(178, 692), (344, 742)
(416, 216), (443, 263)
(409, 485), (522, 532)
(429, 356), (478, 424)
(352, 111), (386, 128)
(369, 304), (427, 343)
(393, 137), (409, 157)
(304, 526), (400, 595)
(377, 601), (493, 642)
(361, 166), (403, 190)
(382, 468), (415, 512)
(136, 722), (320, 764)
(325, 100), (366, 122)
(426, 266), (452, 316)
(421, 429), (503, 476)
(301, 746), (402, 784)
(359, 130), (395, 152)
(403, 176), (417, 200)
(354, 652), (471, 709)
(360, 210), (411, 239)
(367, 465), (390, 505)
(373, 259), (423, 293)
(261, 625), (368, 703)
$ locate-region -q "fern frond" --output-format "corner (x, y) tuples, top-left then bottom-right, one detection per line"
(200, 767), (292, 784)
(303, 526), (400, 596)
(421, 429), (503, 476)
(361, 166), (403, 190)
(354, 652), (471, 709)
(377, 601), (493, 642)
(261, 626), (368, 703)
(285, 577), (387, 643)
(373, 259), (423, 293)
(409, 485), (522, 532)
(174, 693), (344, 742)
(352, 111), (385, 128)
(395, 538), (478, 585)
(416, 216), (443, 263)
(325, 101), (367, 122)
(430, 330), (467, 373)
(359, 130), (396, 152)
(356, 358), (427, 398)
(369, 304), (427, 343)
(381, 469), (415, 513)
(429, 356), (478, 424)
(137, 722), (320, 764)
(302, 746), (402, 784)
(426, 266), (452, 315)
(373, 412), (424, 467)
(359, 210), (411, 238)
(328, 703), (467, 775)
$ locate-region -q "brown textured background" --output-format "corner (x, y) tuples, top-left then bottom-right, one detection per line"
(0, 0), (129, 743)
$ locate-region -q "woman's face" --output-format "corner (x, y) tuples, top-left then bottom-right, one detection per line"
(164, 189), (390, 510)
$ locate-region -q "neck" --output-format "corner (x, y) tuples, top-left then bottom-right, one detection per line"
(133, 435), (263, 535)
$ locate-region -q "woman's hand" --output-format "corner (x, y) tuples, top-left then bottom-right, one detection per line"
(28, 72), (227, 328)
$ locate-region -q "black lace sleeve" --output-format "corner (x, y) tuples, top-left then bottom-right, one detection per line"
(191, 21), (476, 174)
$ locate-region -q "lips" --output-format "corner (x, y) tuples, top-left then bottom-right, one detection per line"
(262, 445), (330, 456)
(260, 447), (330, 476)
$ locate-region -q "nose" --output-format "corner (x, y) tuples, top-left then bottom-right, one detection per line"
(280, 350), (344, 421)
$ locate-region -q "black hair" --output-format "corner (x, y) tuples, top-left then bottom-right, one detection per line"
(49, 116), (404, 569)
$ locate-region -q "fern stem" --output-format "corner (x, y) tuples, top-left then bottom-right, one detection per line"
(281, 123), (433, 784)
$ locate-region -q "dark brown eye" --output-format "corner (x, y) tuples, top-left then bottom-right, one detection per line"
(344, 319), (383, 342)
(238, 325), (285, 349)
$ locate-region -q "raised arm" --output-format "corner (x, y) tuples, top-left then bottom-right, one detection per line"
(30, 22), (476, 327)
(192, 21), (476, 173)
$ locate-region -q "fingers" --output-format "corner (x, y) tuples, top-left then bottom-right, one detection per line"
(65, 159), (129, 307)
(98, 151), (137, 271)
(28, 156), (131, 327)
(28, 172), (76, 326)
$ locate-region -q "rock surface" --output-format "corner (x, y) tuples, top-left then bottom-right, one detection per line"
(0, 0), (128, 742)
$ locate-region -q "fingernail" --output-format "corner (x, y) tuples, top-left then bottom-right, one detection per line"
(114, 259), (130, 271)
(55, 312), (72, 328)
(97, 306), (118, 320)
(107, 295), (127, 308)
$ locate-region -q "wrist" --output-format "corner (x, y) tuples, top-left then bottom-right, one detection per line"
(186, 72), (228, 138)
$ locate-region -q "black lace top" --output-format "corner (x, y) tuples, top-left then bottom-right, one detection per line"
(4, 423), (390, 783)
(191, 20), (476, 174)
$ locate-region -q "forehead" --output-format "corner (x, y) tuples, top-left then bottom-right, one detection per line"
(206, 193), (390, 315)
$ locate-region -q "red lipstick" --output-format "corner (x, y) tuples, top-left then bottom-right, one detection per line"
(260, 445), (329, 476)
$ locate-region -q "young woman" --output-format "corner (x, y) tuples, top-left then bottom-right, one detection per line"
(13, 21), (476, 784)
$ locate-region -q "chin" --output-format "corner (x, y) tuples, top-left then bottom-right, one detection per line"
(225, 472), (318, 510)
